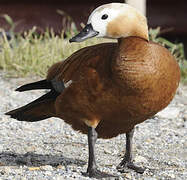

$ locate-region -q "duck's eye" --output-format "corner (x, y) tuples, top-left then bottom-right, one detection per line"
(101, 14), (108, 20)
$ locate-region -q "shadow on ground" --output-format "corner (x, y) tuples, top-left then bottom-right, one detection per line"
(0, 151), (86, 167)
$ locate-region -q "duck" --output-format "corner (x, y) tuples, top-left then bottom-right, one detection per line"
(6, 3), (180, 179)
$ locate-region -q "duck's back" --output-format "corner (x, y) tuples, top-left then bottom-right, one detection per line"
(47, 43), (117, 83)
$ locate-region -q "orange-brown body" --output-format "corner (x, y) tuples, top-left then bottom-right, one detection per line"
(47, 37), (180, 139)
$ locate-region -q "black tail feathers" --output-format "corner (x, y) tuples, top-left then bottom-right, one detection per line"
(5, 90), (60, 122)
(16, 80), (53, 92)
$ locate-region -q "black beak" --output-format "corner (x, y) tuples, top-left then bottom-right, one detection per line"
(69, 24), (99, 43)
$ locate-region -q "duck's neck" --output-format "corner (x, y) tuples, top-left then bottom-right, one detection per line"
(117, 37), (149, 58)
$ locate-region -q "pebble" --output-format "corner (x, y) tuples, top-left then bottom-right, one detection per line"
(143, 178), (157, 180)
(134, 155), (147, 163)
(183, 113), (187, 121)
(40, 165), (53, 171)
(56, 165), (65, 170)
(124, 173), (132, 179)
(1, 167), (11, 174)
(28, 167), (40, 171)
(156, 107), (180, 119)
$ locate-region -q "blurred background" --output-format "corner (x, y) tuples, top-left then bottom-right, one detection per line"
(0, 0), (186, 48)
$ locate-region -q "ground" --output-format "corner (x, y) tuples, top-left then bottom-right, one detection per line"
(0, 71), (186, 180)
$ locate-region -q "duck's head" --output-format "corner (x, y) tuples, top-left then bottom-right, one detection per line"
(69, 3), (148, 43)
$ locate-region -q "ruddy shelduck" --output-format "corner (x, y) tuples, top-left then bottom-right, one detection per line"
(6, 3), (180, 178)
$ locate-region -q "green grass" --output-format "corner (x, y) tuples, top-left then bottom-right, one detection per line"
(0, 27), (186, 83)
(0, 28), (112, 77)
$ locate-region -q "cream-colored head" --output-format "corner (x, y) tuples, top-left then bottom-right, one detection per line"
(70, 3), (149, 43)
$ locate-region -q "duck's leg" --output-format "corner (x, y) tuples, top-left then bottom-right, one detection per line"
(82, 127), (117, 178)
(117, 128), (145, 174)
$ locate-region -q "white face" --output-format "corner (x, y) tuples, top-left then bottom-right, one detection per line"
(87, 7), (120, 37)
(87, 3), (132, 38)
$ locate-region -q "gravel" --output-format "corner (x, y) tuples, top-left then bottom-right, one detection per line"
(0, 71), (186, 180)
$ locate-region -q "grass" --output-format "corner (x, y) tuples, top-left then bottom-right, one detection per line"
(0, 24), (186, 83)
(0, 27), (112, 77)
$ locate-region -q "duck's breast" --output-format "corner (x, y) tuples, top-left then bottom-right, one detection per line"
(111, 38), (180, 121)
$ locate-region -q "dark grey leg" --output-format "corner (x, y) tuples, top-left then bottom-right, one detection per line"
(87, 126), (97, 172)
(82, 127), (117, 179)
(117, 128), (145, 174)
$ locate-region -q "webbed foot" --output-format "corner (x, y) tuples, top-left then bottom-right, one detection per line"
(117, 160), (145, 174)
(82, 168), (118, 179)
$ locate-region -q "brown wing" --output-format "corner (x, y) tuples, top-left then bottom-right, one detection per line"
(47, 43), (117, 83)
